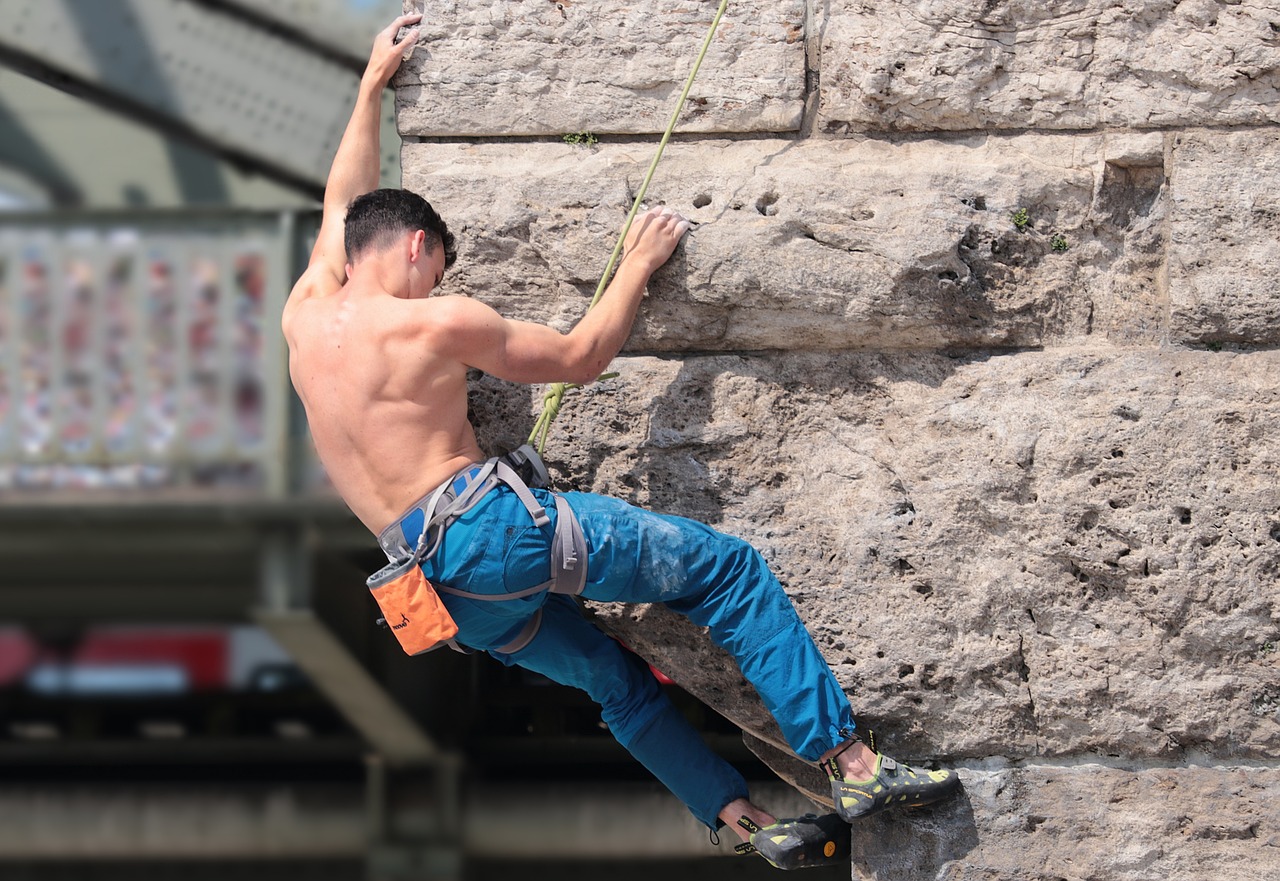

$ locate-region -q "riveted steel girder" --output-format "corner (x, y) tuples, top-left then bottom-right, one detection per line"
(0, 0), (399, 197)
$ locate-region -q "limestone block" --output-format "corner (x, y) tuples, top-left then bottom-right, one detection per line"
(728, 743), (1280, 881)
(404, 133), (1169, 352)
(1170, 128), (1280, 345)
(819, 0), (1280, 132)
(858, 764), (1280, 881)
(466, 348), (1280, 764)
(394, 0), (806, 137)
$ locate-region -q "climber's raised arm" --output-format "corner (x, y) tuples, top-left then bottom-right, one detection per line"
(287, 12), (422, 310)
(426, 207), (691, 386)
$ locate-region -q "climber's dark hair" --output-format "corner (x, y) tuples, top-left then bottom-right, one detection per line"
(344, 188), (456, 269)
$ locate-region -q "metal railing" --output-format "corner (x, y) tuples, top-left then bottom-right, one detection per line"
(0, 209), (318, 501)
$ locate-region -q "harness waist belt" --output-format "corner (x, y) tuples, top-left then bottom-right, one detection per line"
(371, 445), (587, 654)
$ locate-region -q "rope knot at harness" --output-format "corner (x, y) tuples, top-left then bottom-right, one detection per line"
(542, 384), (568, 417)
(529, 373), (618, 454)
(530, 382), (570, 455)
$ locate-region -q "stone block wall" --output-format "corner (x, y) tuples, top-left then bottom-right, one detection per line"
(394, 2), (1280, 878)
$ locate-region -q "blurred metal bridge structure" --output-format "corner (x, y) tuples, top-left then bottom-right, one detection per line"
(0, 0), (405, 199)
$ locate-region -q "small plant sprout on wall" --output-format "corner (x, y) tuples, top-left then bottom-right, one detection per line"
(562, 131), (599, 147)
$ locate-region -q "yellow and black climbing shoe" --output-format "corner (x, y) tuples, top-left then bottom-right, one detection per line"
(825, 750), (960, 822)
(734, 813), (850, 870)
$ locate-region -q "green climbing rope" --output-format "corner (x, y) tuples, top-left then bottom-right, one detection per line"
(528, 0), (731, 454)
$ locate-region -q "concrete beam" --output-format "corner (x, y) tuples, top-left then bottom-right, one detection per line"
(0, 780), (812, 860)
(0, 782), (368, 859)
(253, 609), (440, 766)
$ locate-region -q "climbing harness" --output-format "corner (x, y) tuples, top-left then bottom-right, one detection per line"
(368, 444), (587, 655)
(527, 0), (731, 454)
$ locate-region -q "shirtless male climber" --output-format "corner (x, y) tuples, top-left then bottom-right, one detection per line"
(283, 14), (960, 869)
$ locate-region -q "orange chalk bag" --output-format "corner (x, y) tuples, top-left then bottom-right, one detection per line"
(367, 556), (458, 655)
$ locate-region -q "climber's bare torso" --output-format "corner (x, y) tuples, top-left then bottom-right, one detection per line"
(284, 261), (484, 534)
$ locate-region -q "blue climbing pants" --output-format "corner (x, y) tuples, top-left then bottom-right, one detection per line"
(408, 484), (857, 829)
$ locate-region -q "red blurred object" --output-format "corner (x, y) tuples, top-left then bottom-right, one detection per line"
(0, 629), (37, 686)
(76, 629), (227, 690)
(648, 665), (676, 686)
(614, 637), (676, 686)
(0, 627), (228, 692)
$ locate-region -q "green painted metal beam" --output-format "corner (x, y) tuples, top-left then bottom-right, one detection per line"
(0, 0), (403, 197)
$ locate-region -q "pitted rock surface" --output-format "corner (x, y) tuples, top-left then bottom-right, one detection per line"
(495, 349), (1280, 763)
(406, 133), (1176, 351)
(818, 0), (1280, 133)
(395, 0), (806, 136)
(1170, 128), (1280, 344)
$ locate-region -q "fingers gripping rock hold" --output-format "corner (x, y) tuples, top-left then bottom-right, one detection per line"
(397, 24), (422, 60)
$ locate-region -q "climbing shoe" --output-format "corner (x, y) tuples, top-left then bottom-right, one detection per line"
(824, 735), (960, 822)
(734, 813), (850, 870)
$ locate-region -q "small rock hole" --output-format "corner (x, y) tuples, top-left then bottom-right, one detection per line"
(1175, 507), (1192, 525)
(692, 193), (712, 209)
(756, 192), (779, 216)
(898, 664), (915, 678)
